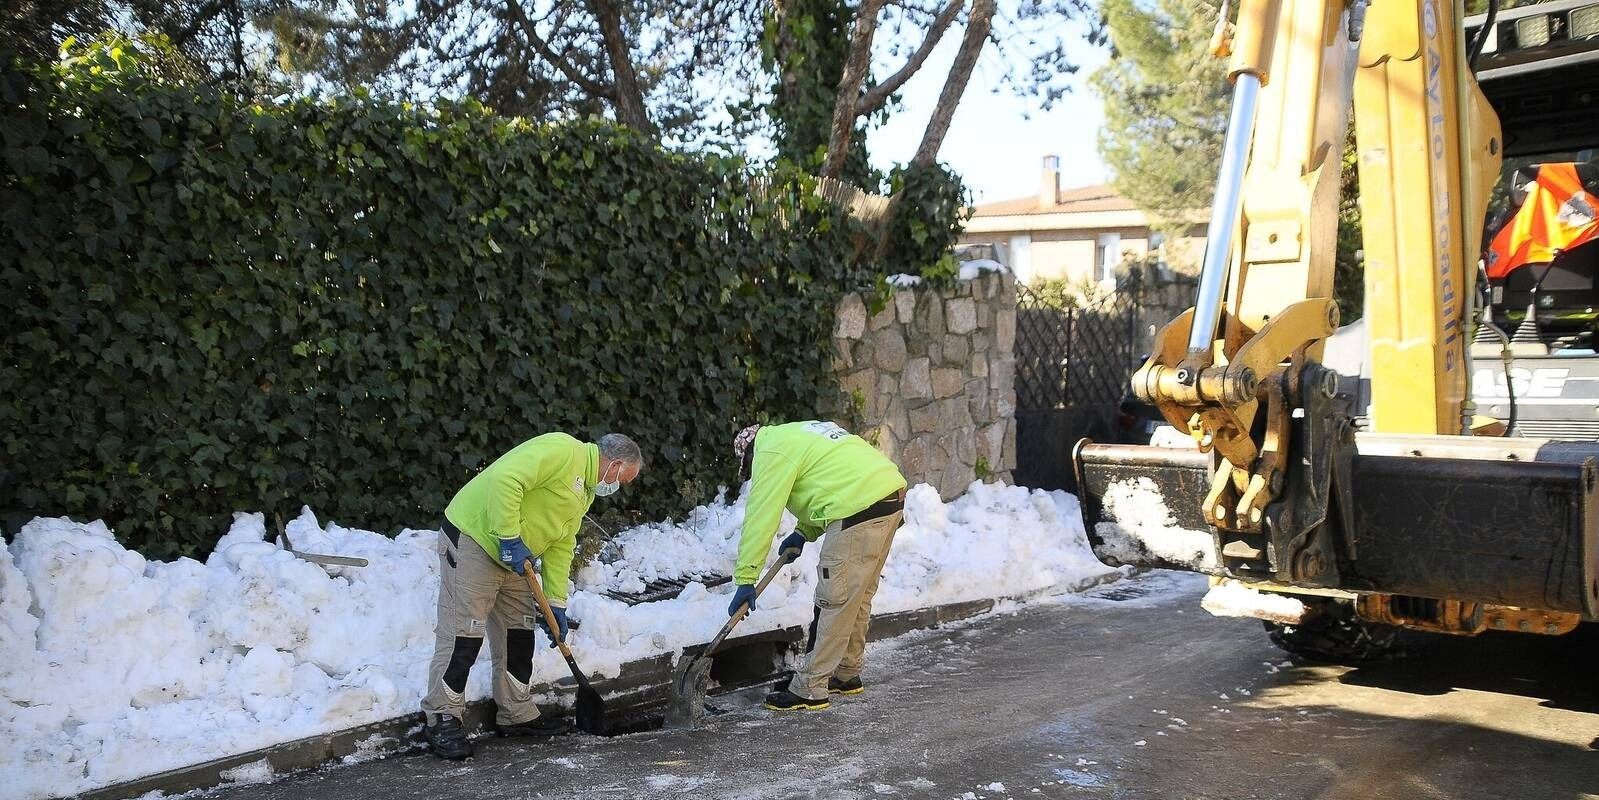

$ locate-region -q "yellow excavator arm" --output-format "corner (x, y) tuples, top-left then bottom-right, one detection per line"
(1073, 0), (1599, 643)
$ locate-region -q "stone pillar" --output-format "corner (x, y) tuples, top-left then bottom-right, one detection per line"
(831, 270), (1017, 499)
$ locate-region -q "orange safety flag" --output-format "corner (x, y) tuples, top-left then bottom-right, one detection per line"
(1486, 161), (1599, 279)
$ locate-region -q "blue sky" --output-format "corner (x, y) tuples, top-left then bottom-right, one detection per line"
(866, 14), (1111, 204)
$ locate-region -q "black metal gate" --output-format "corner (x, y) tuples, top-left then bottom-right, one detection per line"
(1011, 275), (1192, 492)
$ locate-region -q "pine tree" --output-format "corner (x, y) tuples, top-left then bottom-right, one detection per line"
(1091, 0), (1228, 231)
(1093, 0), (1365, 318)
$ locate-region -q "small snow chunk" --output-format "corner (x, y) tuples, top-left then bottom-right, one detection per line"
(1134, 739), (1147, 746)
(1202, 580), (1307, 622)
(219, 759), (274, 786)
(1053, 768), (1103, 788)
(1218, 693), (1232, 700)
(1170, 717), (1187, 726)
(957, 259), (1008, 281)
(981, 783), (1006, 792)
(871, 784), (899, 795)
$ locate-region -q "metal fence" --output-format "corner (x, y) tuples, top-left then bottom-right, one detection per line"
(1011, 274), (1195, 491)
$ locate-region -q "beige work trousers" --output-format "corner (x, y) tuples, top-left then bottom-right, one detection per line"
(788, 510), (903, 700)
(419, 523), (544, 726)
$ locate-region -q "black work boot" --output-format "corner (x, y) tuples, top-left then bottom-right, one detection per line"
(764, 689), (830, 711)
(497, 713), (574, 737)
(828, 676), (864, 695)
(425, 714), (473, 760)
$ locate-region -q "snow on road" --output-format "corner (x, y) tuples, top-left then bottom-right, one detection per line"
(0, 480), (1118, 800)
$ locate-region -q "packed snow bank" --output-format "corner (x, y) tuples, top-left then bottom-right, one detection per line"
(0, 480), (1114, 800)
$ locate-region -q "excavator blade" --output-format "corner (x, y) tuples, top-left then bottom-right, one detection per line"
(1072, 435), (1599, 618)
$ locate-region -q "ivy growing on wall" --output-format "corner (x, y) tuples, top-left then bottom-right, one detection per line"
(1, 36), (877, 556)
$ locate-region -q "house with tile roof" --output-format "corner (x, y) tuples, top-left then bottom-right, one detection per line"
(959, 156), (1207, 286)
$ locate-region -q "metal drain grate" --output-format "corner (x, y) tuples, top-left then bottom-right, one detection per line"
(602, 573), (732, 605)
(1086, 584), (1152, 602)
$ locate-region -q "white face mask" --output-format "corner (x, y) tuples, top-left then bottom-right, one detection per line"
(592, 463), (622, 497)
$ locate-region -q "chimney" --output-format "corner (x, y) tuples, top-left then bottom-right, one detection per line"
(1040, 155), (1060, 208)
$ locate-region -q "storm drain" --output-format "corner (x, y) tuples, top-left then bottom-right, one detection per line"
(602, 573), (732, 605)
(1086, 583), (1154, 602)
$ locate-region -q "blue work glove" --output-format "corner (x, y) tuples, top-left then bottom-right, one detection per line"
(538, 605), (570, 642)
(727, 584), (757, 617)
(778, 532), (807, 563)
(496, 536), (534, 574)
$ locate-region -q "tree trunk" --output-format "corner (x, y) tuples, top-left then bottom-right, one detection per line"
(819, 0), (884, 179)
(589, 0), (654, 134)
(912, 0), (993, 166)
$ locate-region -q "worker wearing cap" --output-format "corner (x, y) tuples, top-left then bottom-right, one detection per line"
(420, 431), (643, 760)
(729, 421), (908, 711)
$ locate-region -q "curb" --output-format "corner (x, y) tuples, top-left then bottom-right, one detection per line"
(74, 586), (1095, 800)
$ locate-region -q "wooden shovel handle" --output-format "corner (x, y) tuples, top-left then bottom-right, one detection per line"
(522, 559), (574, 658)
(707, 545), (802, 655)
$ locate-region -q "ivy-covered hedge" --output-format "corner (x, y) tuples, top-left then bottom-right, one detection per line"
(0, 39), (875, 557)
(882, 162), (970, 284)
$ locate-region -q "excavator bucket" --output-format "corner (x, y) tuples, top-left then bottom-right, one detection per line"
(1073, 435), (1599, 618)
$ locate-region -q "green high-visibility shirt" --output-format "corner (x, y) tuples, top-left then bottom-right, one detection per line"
(445, 432), (597, 605)
(735, 421), (907, 584)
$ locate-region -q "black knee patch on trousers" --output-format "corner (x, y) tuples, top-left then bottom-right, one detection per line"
(506, 629), (536, 684)
(444, 636), (483, 693)
(805, 606), (821, 654)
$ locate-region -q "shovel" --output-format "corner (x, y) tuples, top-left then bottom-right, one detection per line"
(663, 543), (801, 729)
(523, 559), (606, 735)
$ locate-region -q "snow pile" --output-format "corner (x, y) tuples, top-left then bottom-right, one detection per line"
(0, 480), (1115, 800)
(1092, 477), (1217, 571)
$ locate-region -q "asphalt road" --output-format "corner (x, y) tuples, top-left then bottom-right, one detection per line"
(212, 572), (1599, 799)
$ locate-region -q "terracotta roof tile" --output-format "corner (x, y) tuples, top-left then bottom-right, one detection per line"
(971, 183), (1138, 216)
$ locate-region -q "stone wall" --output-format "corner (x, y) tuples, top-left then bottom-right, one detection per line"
(832, 272), (1018, 499)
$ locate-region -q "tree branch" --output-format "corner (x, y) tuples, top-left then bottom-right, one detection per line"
(820, 0), (886, 179)
(586, 0), (654, 133)
(170, 0), (229, 46)
(504, 0), (614, 99)
(912, 0), (993, 165)
(856, 0), (963, 117)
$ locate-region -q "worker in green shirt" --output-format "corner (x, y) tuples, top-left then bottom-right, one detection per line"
(421, 431), (643, 760)
(729, 420), (908, 711)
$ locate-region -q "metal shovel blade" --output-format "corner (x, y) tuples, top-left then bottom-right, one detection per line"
(663, 655), (713, 730)
(574, 684), (606, 735)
